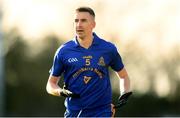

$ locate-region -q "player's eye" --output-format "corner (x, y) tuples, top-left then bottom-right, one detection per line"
(81, 19), (87, 22)
(75, 19), (79, 23)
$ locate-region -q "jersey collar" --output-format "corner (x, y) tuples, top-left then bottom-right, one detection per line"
(72, 32), (101, 48)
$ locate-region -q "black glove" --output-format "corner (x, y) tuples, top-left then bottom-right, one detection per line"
(114, 91), (133, 109)
(60, 89), (80, 98)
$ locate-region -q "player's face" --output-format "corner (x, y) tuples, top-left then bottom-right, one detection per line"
(74, 12), (95, 39)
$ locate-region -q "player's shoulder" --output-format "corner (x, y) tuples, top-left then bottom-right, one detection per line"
(98, 37), (117, 50)
(61, 40), (75, 48)
(55, 39), (75, 54)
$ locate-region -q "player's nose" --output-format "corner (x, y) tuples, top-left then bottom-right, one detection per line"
(77, 21), (83, 27)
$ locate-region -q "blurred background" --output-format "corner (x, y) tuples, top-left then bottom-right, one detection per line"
(1, 0), (180, 117)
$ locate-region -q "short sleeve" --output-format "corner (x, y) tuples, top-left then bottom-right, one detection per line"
(110, 45), (124, 71)
(49, 47), (64, 77)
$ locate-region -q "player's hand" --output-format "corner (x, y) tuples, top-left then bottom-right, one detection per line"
(114, 91), (133, 109)
(59, 89), (80, 98)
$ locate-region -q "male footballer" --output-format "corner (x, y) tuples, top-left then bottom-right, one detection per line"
(46, 6), (131, 117)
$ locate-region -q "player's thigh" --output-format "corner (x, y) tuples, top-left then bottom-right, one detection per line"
(64, 109), (79, 117)
(90, 104), (112, 117)
(95, 105), (112, 117)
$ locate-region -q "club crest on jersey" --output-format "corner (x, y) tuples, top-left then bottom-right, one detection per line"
(68, 58), (78, 63)
(98, 56), (106, 66)
(84, 76), (92, 84)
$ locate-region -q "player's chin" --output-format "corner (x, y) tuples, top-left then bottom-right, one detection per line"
(76, 33), (85, 38)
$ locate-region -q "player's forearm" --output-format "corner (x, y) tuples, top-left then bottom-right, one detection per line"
(116, 68), (131, 95)
(119, 76), (130, 95)
(46, 76), (62, 96)
(46, 82), (61, 96)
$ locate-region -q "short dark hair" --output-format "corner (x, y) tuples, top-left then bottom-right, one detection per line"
(76, 7), (95, 18)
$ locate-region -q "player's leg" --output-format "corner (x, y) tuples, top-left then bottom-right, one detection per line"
(111, 104), (116, 117)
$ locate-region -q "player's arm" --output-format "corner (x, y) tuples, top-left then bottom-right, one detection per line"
(116, 67), (130, 95)
(113, 67), (132, 109)
(46, 75), (80, 98)
(46, 75), (62, 96)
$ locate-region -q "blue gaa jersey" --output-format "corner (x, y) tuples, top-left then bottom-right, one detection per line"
(50, 33), (124, 111)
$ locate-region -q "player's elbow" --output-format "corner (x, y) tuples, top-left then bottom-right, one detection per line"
(117, 68), (129, 79)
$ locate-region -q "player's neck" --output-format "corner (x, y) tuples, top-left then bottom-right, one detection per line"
(77, 34), (93, 49)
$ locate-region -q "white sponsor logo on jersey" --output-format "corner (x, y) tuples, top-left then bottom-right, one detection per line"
(68, 58), (78, 63)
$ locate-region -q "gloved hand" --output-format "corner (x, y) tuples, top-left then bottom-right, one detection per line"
(60, 89), (80, 98)
(114, 91), (133, 109)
